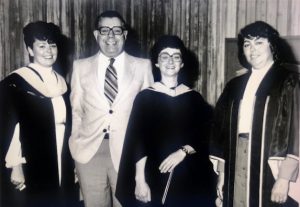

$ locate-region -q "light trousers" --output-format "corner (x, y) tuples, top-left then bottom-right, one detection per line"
(75, 139), (121, 207)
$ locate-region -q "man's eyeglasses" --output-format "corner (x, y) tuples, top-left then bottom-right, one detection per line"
(98, 26), (124, 35)
(159, 53), (182, 62)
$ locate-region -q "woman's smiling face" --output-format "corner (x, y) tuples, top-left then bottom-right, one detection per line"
(28, 39), (58, 68)
(243, 37), (274, 70)
(155, 47), (184, 79)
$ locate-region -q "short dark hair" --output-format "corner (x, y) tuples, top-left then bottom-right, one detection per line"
(237, 21), (282, 69)
(94, 10), (126, 30)
(151, 35), (198, 88)
(23, 21), (61, 49)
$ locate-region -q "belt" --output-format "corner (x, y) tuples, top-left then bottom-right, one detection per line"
(238, 133), (249, 139)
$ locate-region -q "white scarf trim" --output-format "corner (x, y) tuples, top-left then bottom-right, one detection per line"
(12, 66), (67, 98)
(149, 82), (192, 97)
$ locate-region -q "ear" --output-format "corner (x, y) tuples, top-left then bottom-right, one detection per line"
(123, 30), (128, 40)
(27, 47), (34, 57)
(155, 63), (159, 68)
(93, 30), (99, 40)
(180, 63), (184, 68)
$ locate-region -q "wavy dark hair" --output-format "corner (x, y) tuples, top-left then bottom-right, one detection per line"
(23, 21), (62, 63)
(23, 21), (61, 49)
(94, 10), (127, 30)
(150, 35), (199, 88)
(238, 21), (282, 69)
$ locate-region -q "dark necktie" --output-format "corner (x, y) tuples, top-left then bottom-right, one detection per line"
(104, 58), (118, 105)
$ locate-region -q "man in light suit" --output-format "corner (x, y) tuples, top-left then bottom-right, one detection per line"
(69, 10), (153, 207)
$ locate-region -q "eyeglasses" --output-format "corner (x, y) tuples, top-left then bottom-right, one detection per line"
(98, 26), (124, 35)
(159, 52), (182, 62)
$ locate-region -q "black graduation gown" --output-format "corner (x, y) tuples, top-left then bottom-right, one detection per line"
(0, 72), (77, 207)
(116, 85), (216, 207)
(210, 65), (299, 207)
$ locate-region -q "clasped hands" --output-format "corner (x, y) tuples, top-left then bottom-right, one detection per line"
(135, 149), (186, 203)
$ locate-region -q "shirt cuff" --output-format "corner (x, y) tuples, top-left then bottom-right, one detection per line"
(217, 160), (225, 173)
(278, 157), (299, 182)
(5, 157), (26, 168)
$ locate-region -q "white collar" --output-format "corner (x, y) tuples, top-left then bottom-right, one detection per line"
(149, 82), (192, 97)
(98, 51), (125, 63)
(12, 63), (67, 98)
(98, 52), (125, 78)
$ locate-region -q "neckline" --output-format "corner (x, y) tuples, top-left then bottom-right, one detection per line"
(159, 81), (178, 90)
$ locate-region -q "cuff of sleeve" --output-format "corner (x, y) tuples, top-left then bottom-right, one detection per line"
(209, 155), (225, 174)
(278, 157), (299, 182)
(5, 157), (26, 168)
(217, 160), (225, 173)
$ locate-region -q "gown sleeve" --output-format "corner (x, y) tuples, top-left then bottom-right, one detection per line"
(0, 76), (21, 194)
(210, 84), (231, 160)
(116, 91), (150, 207)
(5, 123), (26, 168)
(0, 77), (20, 165)
(188, 94), (214, 155)
(209, 84), (231, 173)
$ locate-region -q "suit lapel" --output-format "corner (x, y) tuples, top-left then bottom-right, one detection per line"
(88, 54), (110, 107)
(113, 53), (135, 106)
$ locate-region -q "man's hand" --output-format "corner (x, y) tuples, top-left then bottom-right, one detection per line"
(271, 178), (289, 204)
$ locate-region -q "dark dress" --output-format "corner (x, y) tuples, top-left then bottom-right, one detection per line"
(210, 65), (299, 207)
(0, 69), (77, 207)
(116, 84), (216, 207)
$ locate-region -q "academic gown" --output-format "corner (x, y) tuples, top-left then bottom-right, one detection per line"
(210, 65), (299, 207)
(0, 67), (77, 207)
(116, 83), (216, 207)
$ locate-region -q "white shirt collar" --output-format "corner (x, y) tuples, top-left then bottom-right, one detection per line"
(98, 51), (125, 79)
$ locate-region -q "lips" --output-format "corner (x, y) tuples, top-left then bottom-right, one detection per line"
(106, 41), (117, 45)
(250, 54), (260, 61)
(166, 67), (175, 70)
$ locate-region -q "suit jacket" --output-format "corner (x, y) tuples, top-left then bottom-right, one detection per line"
(69, 52), (153, 171)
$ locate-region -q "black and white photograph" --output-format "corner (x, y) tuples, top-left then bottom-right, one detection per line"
(0, 0), (299, 207)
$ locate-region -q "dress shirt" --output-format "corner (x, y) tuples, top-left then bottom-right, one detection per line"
(98, 52), (125, 96)
(97, 52), (125, 134)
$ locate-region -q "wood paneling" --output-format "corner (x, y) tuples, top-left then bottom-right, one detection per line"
(207, 0), (300, 104)
(0, 0), (299, 104)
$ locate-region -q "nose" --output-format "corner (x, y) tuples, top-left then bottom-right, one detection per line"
(45, 45), (55, 56)
(168, 57), (174, 64)
(249, 44), (255, 52)
(45, 45), (52, 53)
(108, 29), (115, 38)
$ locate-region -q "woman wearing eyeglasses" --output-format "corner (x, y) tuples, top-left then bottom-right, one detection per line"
(116, 35), (216, 207)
